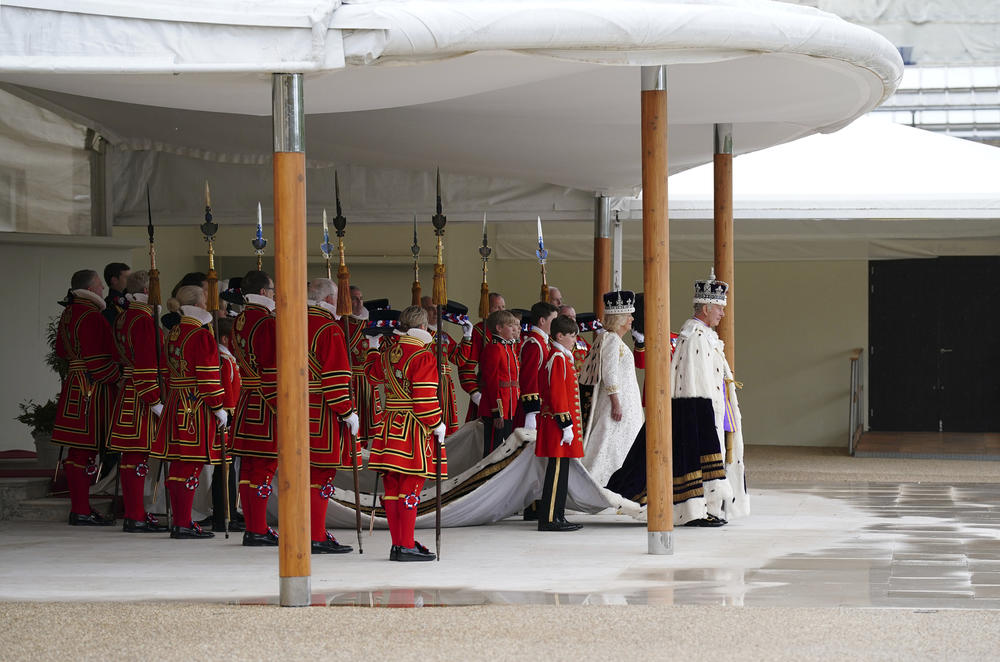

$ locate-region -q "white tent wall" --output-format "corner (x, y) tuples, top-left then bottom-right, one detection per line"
(0, 234), (140, 454)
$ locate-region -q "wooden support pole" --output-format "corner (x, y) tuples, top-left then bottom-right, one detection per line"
(640, 65), (673, 555)
(713, 123), (735, 370)
(272, 73), (310, 607)
(594, 195), (611, 316)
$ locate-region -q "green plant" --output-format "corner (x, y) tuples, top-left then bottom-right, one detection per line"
(15, 316), (67, 436)
(15, 399), (58, 436)
(46, 316), (69, 382)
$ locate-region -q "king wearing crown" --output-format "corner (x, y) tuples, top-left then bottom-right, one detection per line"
(669, 270), (749, 527)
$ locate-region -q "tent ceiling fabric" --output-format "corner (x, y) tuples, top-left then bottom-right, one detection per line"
(0, 0), (902, 195)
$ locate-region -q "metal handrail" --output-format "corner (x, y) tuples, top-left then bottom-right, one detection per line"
(848, 348), (864, 455)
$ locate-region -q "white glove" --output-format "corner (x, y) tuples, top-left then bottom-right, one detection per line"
(631, 329), (645, 345)
(524, 412), (537, 430)
(343, 412), (360, 437)
(432, 423), (446, 446)
(560, 426), (573, 445)
(361, 446), (371, 462)
(461, 320), (474, 338)
(150, 403), (164, 418)
(470, 391), (482, 406)
(368, 334), (381, 349)
(213, 408), (228, 430)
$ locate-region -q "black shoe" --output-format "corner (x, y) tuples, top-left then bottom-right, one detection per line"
(396, 544), (435, 562)
(684, 517), (725, 528)
(311, 534), (353, 554)
(123, 516), (168, 533)
(68, 511), (115, 527)
(170, 522), (215, 539)
(523, 503), (539, 521)
(538, 519), (583, 532)
(389, 545), (400, 561)
(242, 528), (279, 547)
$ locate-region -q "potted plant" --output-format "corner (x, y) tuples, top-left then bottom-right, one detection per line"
(14, 317), (68, 468)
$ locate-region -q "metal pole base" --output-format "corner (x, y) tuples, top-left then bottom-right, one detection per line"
(279, 576), (311, 607)
(648, 530), (674, 555)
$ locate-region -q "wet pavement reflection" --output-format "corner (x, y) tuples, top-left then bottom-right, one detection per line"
(242, 482), (1000, 609)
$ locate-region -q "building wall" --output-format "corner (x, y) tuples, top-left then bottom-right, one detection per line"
(0, 221), (869, 452)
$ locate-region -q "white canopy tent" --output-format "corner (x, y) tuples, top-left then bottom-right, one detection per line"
(0, 0), (902, 229)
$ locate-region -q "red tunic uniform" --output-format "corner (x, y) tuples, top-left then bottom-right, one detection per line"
(477, 336), (519, 421)
(219, 345), (241, 411)
(366, 333), (446, 479)
(430, 329), (461, 436)
(108, 300), (165, 456)
(52, 290), (121, 518)
(307, 305), (358, 469)
(365, 330), (446, 553)
(52, 292), (120, 451)
(536, 342), (584, 458)
(157, 308), (226, 531)
(517, 327), (549, 426)
(231, 302), (277, 458)
(344, 316), (384, 445)
(456, 321), (489, 421)
(158, 312), (226, 464)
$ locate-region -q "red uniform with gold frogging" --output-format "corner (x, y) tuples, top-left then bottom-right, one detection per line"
(230, 301), (278, 536)
(157, 308), (226, 530)
(344, 316), (384, 445)
(52, 290), (120, 519)
(365, 331), (447, 551)
(108, 297), (166, 524)
(307, 304), (359, 545)
(430, 329), (461, 436)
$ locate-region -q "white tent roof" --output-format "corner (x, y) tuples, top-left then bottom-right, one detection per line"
(0, 0), (902, 208)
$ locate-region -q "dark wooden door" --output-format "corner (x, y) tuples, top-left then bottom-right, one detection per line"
(869, 257), (1000, 433)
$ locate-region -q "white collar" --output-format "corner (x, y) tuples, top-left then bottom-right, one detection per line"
(407, 328), (433, 345)
(309, 300), (340, 319)
(218, 344), (234, 359)
(180, 305), (214, 326)
(352, 308), (370, 320)
(551, 340), (573, 358)
(71, 289), (106, 310)
(530, 325), (549, 340)
(244, 293), (275, 311)
(126, 293), (148, 304)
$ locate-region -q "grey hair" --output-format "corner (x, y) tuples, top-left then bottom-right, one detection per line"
(398, 305), (428, 331)
(308, 278), (337, 303)
(126, 270), (150, 294)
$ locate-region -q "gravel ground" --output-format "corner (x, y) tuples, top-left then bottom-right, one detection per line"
(3, 602), (1000, 661)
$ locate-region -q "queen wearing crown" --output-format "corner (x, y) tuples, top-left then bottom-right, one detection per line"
(579, 290), (645, 486)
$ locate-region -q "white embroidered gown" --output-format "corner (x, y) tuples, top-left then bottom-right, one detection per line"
(580, 331), (644, 486)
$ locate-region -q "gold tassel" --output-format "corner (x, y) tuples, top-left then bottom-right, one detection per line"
(148, 268), (161, 307)
(205, 268), (219, 314)
(337, 264), (352, 317)
(432, 263), (447, 306)
(412, 280), (422, 307)
(479, 281), (490, 320)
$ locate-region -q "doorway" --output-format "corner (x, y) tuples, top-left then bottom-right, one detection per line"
(868, 256), (1000, 433)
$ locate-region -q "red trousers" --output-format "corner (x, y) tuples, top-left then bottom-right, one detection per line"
(64, 448), (98, 516)
(238, 456), (278, 534)
(310, 466), (337, 542)
(167, 461), (203, 529)
(119, 451), (150, 521)
(382, 471), (425, 548)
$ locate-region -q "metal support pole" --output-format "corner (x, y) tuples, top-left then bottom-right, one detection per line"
(641, 65), (673, 555)
(272, 73), (311, 607)
(713, 123), (735, 370)
(612, 210), (624, 292)
(594, 195), (611, 316)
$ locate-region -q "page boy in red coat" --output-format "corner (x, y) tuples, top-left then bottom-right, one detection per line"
(478, 309), (520, 457)
(536, 314), (585, 532)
